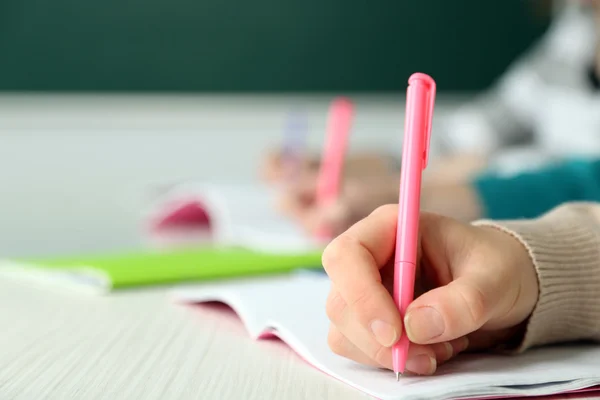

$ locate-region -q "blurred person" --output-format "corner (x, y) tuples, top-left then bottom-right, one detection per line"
(264, 1), (599, 183)
(272, 0), (600, 236)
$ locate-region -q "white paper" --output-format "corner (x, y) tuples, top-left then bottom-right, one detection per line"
(148, 182), (321, 253)
(173, 273), (600, 400)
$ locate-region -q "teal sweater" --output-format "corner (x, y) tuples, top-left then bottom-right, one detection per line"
(472, 158), (600, 220)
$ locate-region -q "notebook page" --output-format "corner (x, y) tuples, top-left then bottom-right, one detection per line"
(173, 274), (600, 400)
(150, 183), (321, 253)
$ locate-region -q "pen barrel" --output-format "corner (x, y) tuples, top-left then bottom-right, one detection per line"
(395, 80), (428, 264)
(393, 73), (435, 375)
(393, 261), (416, 374)
(392, 79), (428, 374)
(393, 261), (416, 312)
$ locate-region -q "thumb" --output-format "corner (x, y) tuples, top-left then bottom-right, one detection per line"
(404, 275), (503, 344)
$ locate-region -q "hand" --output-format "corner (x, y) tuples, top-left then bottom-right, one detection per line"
(279, 171), (484, 238)
(322, 205), (539, 375)
(260, 148), (396, 184)
(277, 171), (399, 237)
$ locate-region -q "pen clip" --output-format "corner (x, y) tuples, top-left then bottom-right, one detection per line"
(408, 73), (436, 170)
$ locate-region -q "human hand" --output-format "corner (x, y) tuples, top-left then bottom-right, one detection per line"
(277, 171), (399, 238)
(278, 170), (484, 239)
(322, 205), (538, 375)
(260, 148), (396, 184)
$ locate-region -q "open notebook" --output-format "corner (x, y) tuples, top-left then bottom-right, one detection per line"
(173, 273), (600, 400)
(147, 182), (325, 254)
(0, 248), (322, 295)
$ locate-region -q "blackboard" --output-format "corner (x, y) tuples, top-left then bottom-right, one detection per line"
(0, 1), (549, 92)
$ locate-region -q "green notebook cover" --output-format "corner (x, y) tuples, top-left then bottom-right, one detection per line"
(0, 247), (323, 294)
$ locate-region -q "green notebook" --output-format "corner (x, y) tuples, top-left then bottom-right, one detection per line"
(0, 247), (323, 294)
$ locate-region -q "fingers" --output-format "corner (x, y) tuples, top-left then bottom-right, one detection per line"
(328, 324), (383, 368)
(326, 290), (395, 368)
(322, 205), (401, 347)
(324, 204), (399, 268)
(327, 323), (469, 375)
(404, 275), (505, 344)
(327, 323), (436, 374)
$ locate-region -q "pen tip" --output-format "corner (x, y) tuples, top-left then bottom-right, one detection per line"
(396, 372), (400, 381)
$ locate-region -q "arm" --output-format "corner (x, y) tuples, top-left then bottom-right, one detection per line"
(474, 202), (600, 351)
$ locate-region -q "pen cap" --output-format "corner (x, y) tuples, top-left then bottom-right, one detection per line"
(407, 73), (436, 169)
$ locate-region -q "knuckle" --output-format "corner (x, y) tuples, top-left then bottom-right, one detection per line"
(347, 289), (382, 328)
(347, 286), (373, 311)
(322, 234), (358, 273)
(325, 291), (346, 324)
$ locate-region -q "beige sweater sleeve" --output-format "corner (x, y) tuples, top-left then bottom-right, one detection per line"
(473, 202), (600, 352)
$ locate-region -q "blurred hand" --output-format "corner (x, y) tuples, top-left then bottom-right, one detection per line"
(279, 170), (485, 240)
(260, 148), (396, 184)
(322, 205), (538, 375)
(277, 171), (399, 238)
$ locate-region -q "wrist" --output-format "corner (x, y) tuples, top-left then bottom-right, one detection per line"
(480, 226), (539, 326)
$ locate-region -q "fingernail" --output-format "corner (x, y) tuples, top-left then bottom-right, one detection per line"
(442, 342), (453, 361)
(406, 355), (436, 376)
(370, 320), (398, 347)
(405, 307), (445, 342)
(458, 336), (469, 352)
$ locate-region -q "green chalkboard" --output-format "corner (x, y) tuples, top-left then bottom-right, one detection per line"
(0, 1), (548, 92)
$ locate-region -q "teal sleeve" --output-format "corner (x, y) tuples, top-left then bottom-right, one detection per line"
(472, 158), (600, 220)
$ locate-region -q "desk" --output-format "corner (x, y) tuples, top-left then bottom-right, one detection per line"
(0, 94), (464, 399)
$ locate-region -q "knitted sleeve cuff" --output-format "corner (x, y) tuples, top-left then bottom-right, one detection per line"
(473, 202), (600, 352)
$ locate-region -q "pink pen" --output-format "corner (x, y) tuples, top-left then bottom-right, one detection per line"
(392, 73), (436, 379)
(315, 97), (354, 240)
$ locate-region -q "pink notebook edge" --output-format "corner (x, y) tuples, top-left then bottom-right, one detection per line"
(149, 198), (212, 231)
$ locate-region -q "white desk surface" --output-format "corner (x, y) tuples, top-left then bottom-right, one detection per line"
(0, 93), (474, 400)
